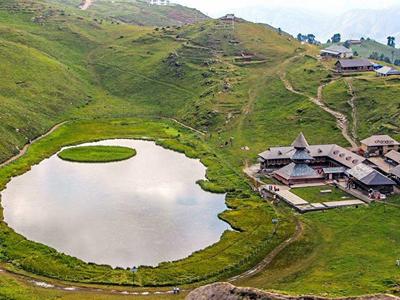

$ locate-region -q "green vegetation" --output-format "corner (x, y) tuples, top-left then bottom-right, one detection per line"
(0, 119), (293, 287)
(350, 76), (400, 141)
(286, 55), (331, 97)
(322, 79), (352, 115)
(1, 0), (400, 298)
(58, 145), (136, 163)
(47, 0), (209, 26)
(291, 185), (353, 204)
(325, 40), (400, 64)
(0, 271), (186, 300)
(352, 40), (400, 64)
(238, 197), (400, 296)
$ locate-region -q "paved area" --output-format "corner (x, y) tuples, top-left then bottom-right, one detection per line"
(323, 200), (365, 208)
(261, 184), (369, 213)
(276, 190), (309, 206)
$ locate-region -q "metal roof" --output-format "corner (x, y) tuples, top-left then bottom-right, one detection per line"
(322, 167), (347, 174)
(292, 133), (309, 149)
(346, 163), (396, 186)
(361, 135), (399, 147)
(259, 144), (364, 169)
(292, 148), (314, 161)
(322, 45), (353, 54)
(391, 165), (400, 178)
(336, 59), (373, 68)
(375, 66), (400, 75)
(385, 150), (400, 164)
(274, 163), (322, 180)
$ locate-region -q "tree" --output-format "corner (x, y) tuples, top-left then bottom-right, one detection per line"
(383, 56), (392, 64)
(387, 36), (396, 48)
(369, 52), (379, 60)
(297, 33), (305, 42)
(327, 39), (331, 44)
(394, 59), (400, 66)
(307, 34), (316, 44)
(343, 40), (351, 48)
(354, 51), (359, 56)
(331, 33), (341, 43)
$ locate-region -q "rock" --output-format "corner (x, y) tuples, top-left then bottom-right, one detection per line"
(186, 283), (400, 300)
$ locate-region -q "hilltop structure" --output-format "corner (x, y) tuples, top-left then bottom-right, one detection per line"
(148, 0), (170, 5)
(335, 59), (374, 73)
(259, 133), (398, 195)
(375, 66), (400, 77)
(272, 133), (323, 185)
(360, 135), (400, 156)
(321, 45), (353, 59)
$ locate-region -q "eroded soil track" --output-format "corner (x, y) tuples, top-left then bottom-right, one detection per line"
(280, 73), (358, 149)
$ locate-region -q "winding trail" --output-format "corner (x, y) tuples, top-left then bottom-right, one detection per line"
(280, 73), (358, 149)
(168, 118), (206, 136)
(345, 79), (359, 142)
(228, 219), (304, 283)
(0, 121), (68, 169)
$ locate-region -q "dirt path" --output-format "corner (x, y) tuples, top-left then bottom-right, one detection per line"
(79, 0), (93, 10)
(345, 79), (359, 142)
(168, 118), (206, 136)
(228, 219), (304, 283)
(0, 122), (67, 169)
(280, 73), (358, 149)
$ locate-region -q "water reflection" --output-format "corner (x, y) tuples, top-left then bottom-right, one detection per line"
(1, 140), (229, 268)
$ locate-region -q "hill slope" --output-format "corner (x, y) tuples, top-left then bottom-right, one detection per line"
(1, 0), (400, 298)
(46, 0), (209, 26)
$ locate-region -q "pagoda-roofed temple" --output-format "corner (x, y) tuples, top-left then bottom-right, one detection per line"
(272, 133), (324, 185)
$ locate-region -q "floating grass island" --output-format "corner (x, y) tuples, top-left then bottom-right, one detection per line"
(58, 145), (136, 163)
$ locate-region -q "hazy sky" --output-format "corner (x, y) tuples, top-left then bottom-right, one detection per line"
(173, 0), (399, 17)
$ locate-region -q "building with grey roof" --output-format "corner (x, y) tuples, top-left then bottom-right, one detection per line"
(335, 59), (374, 73)
(385, 150), (400, 166)
(360, 135), (400, 156)
(272, 133), (324, 185)
(390, 165), (400, 184)
(375, 66), (400, 77)
(259, 133), (365, 184)
(321, 45), (353, 59)
(346, 163), (396, 194)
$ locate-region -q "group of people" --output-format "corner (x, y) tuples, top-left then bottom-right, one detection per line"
(172, 287), (180, 294)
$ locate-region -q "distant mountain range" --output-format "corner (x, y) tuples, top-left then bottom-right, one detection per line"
(225, 6), (400, 45)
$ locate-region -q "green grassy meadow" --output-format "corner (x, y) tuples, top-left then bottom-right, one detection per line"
(1, 0), (400, 298)
(291, 185), (353, 204)
(58, 145), (136, 162)
(237, 197), (400, 296)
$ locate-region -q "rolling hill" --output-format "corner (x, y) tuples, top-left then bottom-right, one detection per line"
(47, 0), (209, 26)
(1, 0), (400, 299)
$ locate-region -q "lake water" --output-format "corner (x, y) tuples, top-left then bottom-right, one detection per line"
(1, 139), (229, 268)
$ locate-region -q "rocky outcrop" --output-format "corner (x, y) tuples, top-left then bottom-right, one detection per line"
(186, 283), (399, 300)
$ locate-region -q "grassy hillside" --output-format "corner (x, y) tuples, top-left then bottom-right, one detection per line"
(46, 0), (209, 26)
(1, 0), (400, 298)
(325, 40), (400, 63)
(351, 39), (400, 63)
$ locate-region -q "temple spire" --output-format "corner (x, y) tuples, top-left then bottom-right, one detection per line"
(292, 132), (309, 149)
